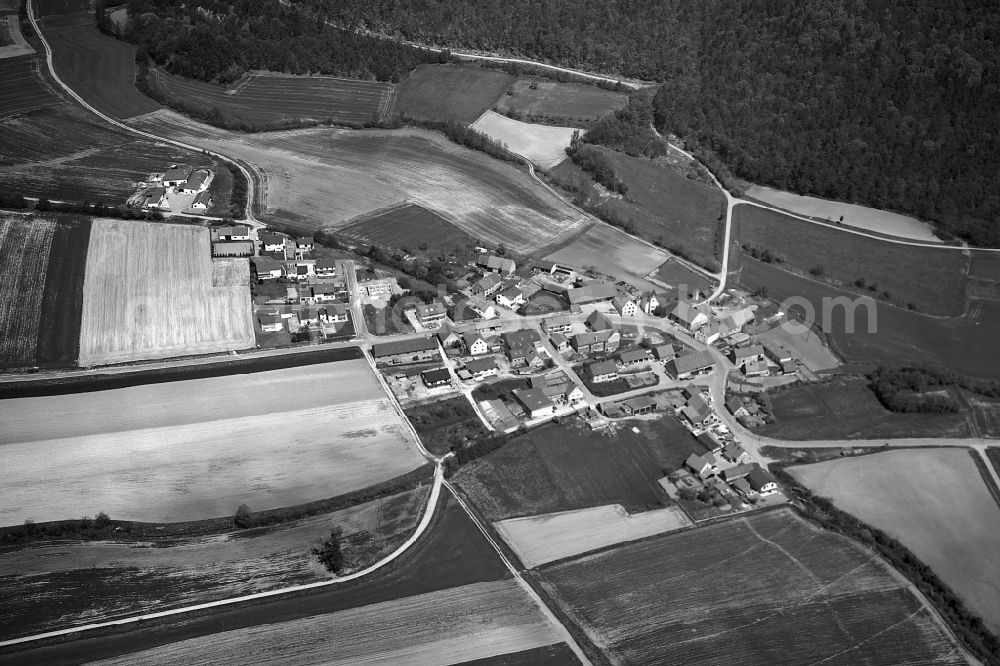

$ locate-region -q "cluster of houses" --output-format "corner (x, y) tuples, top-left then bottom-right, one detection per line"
(249, 232), (330, 281)
(134, 165), (213, 212)
(681, 444), (778, 501)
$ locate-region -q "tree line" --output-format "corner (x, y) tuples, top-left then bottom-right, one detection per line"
(317, 0), (1000, 247)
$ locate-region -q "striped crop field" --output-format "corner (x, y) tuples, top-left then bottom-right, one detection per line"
(0, 56), (61, 117)
(539, 509), (968, 665)
(149, 69), (391, 128)
(0, 216), (56, 366)
(77, 220), (254, 366)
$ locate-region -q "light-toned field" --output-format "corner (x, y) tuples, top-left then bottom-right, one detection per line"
(756, 321), (841, 371)
(0, 396), (428, 525)
(211, 258), (249, 287)
(790, 448), (1000, 634)
(0, 216), (54, 366)
(77, 220), (254, 365)
(745, 185), (941, 242)
(471, 110), (579, 169)
(496, 504), (690, 568)
(126, 110), (586, 251)
(0, 14), (32, 59)
(545, 223), (672, 292)
(0, 359), (383, 444)
(90, 579), (564, 666)
(0, 486), (430, 637)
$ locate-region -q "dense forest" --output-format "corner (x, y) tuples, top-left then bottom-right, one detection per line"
(314, 0), (1000, 246)
(113, 0), (443, 83)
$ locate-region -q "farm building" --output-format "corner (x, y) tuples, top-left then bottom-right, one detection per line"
(567, 282), (619, 306)
(606, 395), (657, 416)
(212, 241), (253, 258)
(471, 273), (503, 296)
(250, 256), (283, 281)
(161, 165), (190, 187)
(315, 258), (337, 278)
(191, 191), (213, 210)
(421, 368), (452, 389)
(466, 357), (499, 380)
(415, 301), (448, 327)
(763, 341), (793, 365)
(731, 345), (766, 369)
(726, 396), (750, 419)
(618, 349), (652, 367)
(586, 310), (615, 332)
(527, 259), (558, 274)
(512, 388), (555, 419)
(211, 225), (251, 241)
(587, 359), (619, 383)
(720, 463), (756, 483)
(371, 337), (438, 365)
(550, 332), (570, 352)
(475, 252), (516, 276)
(613, 294), (638, 317)
(666, 350), (715, 380)
(139, 186), (168, 209)
(543, 314), (575, 333)
(697, 430), (724, 452)
(179, 169), (210, 193)
(670, 301), (711, 331)
(653, 343), (679, 362)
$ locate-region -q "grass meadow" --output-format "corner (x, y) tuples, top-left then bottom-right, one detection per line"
(790, 448), (1000, 635)
(494, 77), (627, 125)
(733, 203), (968, 316)
(394, 63), (514, 124)
(339, 203), (477, 257)
(538, 509), (967, 665)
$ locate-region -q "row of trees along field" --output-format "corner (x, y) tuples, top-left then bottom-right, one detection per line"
(108, 0), (444, 83)
(316, 0), (1000, 247)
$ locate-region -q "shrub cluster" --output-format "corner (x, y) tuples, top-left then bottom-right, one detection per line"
(868, 365), (961, 413)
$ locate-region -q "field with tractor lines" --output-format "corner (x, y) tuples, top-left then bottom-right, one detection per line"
(496, 503), (690, 568)
(0, 484), (431, 640)
(790, 448), (1000, 634)
(0, 216), (56, 366)
(0, 397), (428, 525)
(0, 56), (61, 117)
(149, 69), (390, 128)
(545, 222), (674, 292)
(394, 63), (514, 124)
(127, 111), (587, 249)
(471, 110), (579, 168)
(539, 509), (968, 665)
(339, 203), (477, 256)
(77, 220), (253, 365)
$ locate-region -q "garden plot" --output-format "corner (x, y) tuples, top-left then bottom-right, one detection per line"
(471, 110), (579, 168)
(496, 503), (690, 568)
(77, 220), (254, 365)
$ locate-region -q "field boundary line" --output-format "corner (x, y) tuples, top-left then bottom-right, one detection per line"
(443, 480), (595, 666)
(0, 463), (445, 650)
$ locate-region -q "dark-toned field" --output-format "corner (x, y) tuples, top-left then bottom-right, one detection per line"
(0, 55), (62, 117)
(734, 204), (968, 316)
(34, 0), (88, 16)
(759, 375), (972, 440)
(538, 509), (967, 665)
(459, 643), (582, 665)
(969, 251), (1000, 281)
(149, 68), (390, 128)
(39, 12), (160, 119)
(394, 63), (514, 124)
(0, 214), (89, 369)
(0, 492), (512, 665)
(737, 257), (1000, 381)
(652, 258), (714, 297)
(494, 77), (627, 125)
(0, 106), (227, 209)
(339, 203), (477, 256)
(454, 417), (701, 520)
(405, 396), (488, 456)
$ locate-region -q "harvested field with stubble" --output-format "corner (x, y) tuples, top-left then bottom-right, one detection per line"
(128, 111), (586, 249)
(0, 485), (430, 640)
(790, 448), (1000, 635)
(87, 579), (564, 666)
(395, 63), (514, 124)
(471, 110), (579, 168)
(149, 68), (390, 127)
(539, 509), (968, 665)
(0, 216), (55, 366)
(78, 220), (253, 365)
(496, 504), (690, 569)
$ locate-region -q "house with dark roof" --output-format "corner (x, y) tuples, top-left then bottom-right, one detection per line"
(251, 256), (283, 280)
(180, 168), (210, 193)
(371, 337), (439, 365)
(259, 233), (287, 253)
(415, 301), (448, 327)
(666, 349), (715, 380)
(731, 344), (766, 369)
(471, 273), (503, 296)
(543, 314), (575, 333)
(466, 357), (499, 379)
(669, 301), (711, 331)
(585, 310), (615, 332)
(475, 253), (516, 276)
(725, 396), (750, 419)
(587, 359), (619, 383)
(618, 348), (652, 367)
(720, 462), (756, 483)
(567, 282), (619, 305)
(722, 442), (751, 465)
(747, 466), (778, 494)
(258, 312), (283, 333)
(161, 166), (190, 187)
(512, 388), (555, 419)
(496, 286), (525, 309)
(653, 343), (679, 362)
(685, 452), (719, 480)
(315, 258), (337, 278)
(295, 236), (315, 251)
(571, 329), (616, 354)
(550, 332), (570, 353)
(421, 368), (452, 389)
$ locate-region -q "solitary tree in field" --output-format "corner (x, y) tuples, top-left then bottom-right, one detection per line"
(313, 527), (344, 573)
(234, 503), (254, 528)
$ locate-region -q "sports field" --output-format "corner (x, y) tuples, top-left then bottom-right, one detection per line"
(39, 12), (160, 119)
(790, 448), (1000, 635)
(394, 63), (514, 124)
(0, 56), (61, 117)
(539, 509), (967, 665)
(0, 358), (429, 524)
(733, 204), (967, 316)
(0, 214), (90, 369)
(77, 220), (253, 365)
(0, 484), (431, 638)
(471, 110), (578, 168)
(339, 203), (477, 256)
(129, 111), (586, 249)
(149, 69), (390, 127)
(496, 504), (690, 568)
(745, 185), (941, 242)
(545, 223), (673, 292)
(737, 258), (1000, 381)
(494, 77), (627, 125)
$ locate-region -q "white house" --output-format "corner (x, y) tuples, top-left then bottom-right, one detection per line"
(670, 301), (711, 331)
(496, 286), (525, 309)
(191, 191), (213, 210)
(613, 294), (638, 317)
(463, 332), (490, 356)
